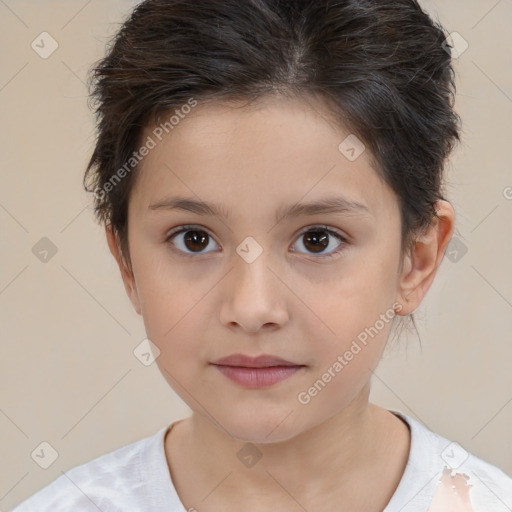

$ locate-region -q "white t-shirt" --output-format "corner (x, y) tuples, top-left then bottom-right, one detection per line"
(11, 410), (512, 512)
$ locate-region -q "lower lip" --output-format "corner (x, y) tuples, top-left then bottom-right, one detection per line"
(212, 365), (304, 388)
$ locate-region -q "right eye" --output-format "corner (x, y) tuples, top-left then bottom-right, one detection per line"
(165, 225), (220, 256)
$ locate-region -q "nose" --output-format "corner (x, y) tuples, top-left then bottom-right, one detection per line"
(219, 250), (289, 333)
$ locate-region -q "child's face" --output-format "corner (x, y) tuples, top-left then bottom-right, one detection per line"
(117, 95), (408, 442)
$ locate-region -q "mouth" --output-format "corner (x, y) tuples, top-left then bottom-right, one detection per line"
(210, 354), (306, 388)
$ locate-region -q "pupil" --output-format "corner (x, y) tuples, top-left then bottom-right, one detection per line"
(304, 230), (328, 253)
(184, 230), (209, 252)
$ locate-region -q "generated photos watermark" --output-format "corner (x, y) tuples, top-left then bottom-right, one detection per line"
(297, 302), (403, 405)
(94, 97), (198, 201)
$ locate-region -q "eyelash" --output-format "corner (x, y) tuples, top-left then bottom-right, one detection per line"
(164, 224), (348, 260)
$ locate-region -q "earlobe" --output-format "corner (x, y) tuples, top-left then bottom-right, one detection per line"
(105, 225), (142, 316)
(395, 200), (455, 316)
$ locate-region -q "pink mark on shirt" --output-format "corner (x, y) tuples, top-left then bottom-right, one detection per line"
(427, 466), (477, 512)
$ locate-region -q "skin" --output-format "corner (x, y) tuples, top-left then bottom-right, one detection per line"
(106, 94), (455, 511)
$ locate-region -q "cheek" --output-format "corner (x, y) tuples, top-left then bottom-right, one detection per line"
(139, 282), (200, 349)
(133, 262), (213, 373)
(131, 254), (184, 340)
(299, 245), (399, 375)
(305, 253), (399, 334)
(296, 314), (395, 415)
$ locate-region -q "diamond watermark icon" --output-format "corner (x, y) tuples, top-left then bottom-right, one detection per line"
(32, 237), (58, 263)
(31, 32), (59, 59)
(446, 236), (468, 263)
(441, 441), (469, 469)
(236, 236), (263, 264)
(237, 443), (263, 468)
(338, 134), (365, 161)
(442, 32), (468, 59)
(133, 338), (161, 366)
(31, 441), (59, 469)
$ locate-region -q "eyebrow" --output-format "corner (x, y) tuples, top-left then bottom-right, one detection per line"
(148, 195), (373, 223)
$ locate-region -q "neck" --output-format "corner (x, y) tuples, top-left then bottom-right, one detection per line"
(165, 384), (410, 509)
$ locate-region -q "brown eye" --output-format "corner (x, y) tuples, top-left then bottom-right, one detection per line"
(166, 226), (219, 255)
(292, 226), (346, 258)
(183, 230), (209, 252)
(302, 230), (330, 253)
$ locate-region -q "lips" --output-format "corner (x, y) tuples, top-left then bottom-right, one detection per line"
(210, 354), (306, 388)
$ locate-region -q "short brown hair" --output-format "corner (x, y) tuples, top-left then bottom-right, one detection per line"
(84, 0), (461, 279)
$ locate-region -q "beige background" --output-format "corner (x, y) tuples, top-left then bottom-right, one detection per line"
(1, 0), (511, 509)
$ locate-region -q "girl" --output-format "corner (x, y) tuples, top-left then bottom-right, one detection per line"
(13, 0), (512, 510)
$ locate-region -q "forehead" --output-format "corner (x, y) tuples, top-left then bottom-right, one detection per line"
(130, 95), (398, 222)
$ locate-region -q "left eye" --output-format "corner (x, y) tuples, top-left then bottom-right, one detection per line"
(291, 226), (346, 258)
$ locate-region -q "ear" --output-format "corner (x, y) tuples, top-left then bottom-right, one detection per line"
(105, 225), (142, 316)
(395, 200), (455, 316)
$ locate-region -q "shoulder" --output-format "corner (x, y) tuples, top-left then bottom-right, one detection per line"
(394, 410), (512, 511)
(11, 427), (168, 512)
(455, 446), (512, 511)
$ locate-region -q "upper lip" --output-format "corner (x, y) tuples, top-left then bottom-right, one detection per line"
(211, 354), (303, 368)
